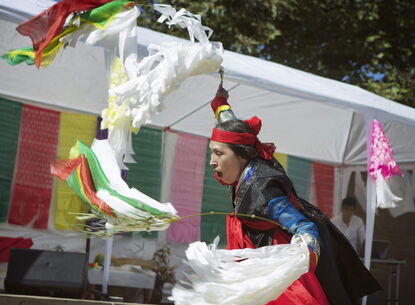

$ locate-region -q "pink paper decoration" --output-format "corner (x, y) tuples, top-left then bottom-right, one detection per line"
(369, 120), (402, 180)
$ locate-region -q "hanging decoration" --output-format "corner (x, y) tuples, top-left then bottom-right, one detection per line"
(287, 155), (312, 200)
(54, 112), (97, 230)
(104, 4), (223, 163)
(167, 133), (207, 243)
(51, 139), (178, 236)
(3, 0), (223, 234)
(170, 238), (309, 305)
(312, 162), (334, 218)
(368, 119), (403, 208)
(1, 0), (139, 70)
(2, 1), (223, 166)
(1, 0), (136, 67)
(0, 98), (22, 222)
(8, 105), (60, 229)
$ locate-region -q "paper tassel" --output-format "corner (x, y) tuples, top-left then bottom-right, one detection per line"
(51, 139), (177, 236)
(376, 175), (402, 208)
(369, 120), (403, 208)
(108, 4), (223, 133)
(2, 1), (138, 67)
(154, 4), (213, 43)
(15, 0), (115, 67)
(170, 239), (309, 305)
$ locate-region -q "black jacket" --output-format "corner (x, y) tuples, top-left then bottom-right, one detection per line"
(232, 157), (381, 305)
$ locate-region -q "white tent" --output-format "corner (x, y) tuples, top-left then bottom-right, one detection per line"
(1, 0), (415, 167)
(1, 0), (415, 298)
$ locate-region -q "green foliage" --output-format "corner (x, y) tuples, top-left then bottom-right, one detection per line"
(134, 0), (414, 107)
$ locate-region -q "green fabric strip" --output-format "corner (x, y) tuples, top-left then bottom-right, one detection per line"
(287, 155), (312, 200)
(78, 0), (134, 28)
(127, 127), (162, 201)
(127, 127), (162, 239)
(1, 47), (35, 66)
(0, 98), (22, 222)
(200, 141), (232, 245)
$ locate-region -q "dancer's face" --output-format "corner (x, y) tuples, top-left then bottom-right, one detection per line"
(209, 141), (247, 184)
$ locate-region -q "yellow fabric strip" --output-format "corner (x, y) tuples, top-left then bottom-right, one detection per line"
(215, 105), (231, 119)
(54, 112), (97, 231)
(7, 48), (34, 59)
(274, 151), (288, 170)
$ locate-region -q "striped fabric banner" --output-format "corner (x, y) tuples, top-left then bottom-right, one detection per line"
(54, 112), (97, 230)
(167, 133), (207, 243)
(201, 141), (232, 245)
(0, 98), (22, 222)
(287, 155), (312, 200)
(8, 105), (60, 229)
(128, 127), (163, 238)
(312, 162), (334, 218)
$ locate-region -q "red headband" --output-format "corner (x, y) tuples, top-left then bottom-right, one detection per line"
(211, 116), (276, 160)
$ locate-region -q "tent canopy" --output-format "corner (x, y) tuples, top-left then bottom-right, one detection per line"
(1, 0), (415, 166)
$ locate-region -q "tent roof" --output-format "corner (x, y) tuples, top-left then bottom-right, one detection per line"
(1, 0), (415, 165)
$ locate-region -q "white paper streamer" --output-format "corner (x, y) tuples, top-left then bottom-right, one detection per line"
(154, 4), (213, 43)
(110, 40), (223, 129)
(170, 239), (309, 305)
(375, 175), (402, 208)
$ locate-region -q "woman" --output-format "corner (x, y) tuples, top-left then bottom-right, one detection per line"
(208, 87), (381, 305)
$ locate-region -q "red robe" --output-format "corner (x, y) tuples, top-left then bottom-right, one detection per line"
(227, 215), (331, 305)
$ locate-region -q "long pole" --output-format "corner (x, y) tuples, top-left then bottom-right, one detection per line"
(362, 116), (376, 305)
(102, 236), (114, 294)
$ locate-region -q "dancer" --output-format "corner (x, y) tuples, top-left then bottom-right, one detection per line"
(209, 85), (381, 305)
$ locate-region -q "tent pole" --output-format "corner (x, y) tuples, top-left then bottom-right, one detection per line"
(157, 130), (172, 249)
(333, 166), (343, 217)
(362, 117), (376, 305)
(102, 236), (113, 294)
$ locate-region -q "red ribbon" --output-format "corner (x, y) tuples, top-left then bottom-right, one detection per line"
(211, 116), (276, 160)
(16, 0), (113, 67)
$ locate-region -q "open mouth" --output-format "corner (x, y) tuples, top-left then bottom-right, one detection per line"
(216, 171), (223, 178)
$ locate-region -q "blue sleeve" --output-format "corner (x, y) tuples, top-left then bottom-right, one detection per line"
(267, 195), (320, 256)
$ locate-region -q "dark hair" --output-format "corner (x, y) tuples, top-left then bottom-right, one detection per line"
(341, 197), (357, 208)
(216, 119), (258, 160)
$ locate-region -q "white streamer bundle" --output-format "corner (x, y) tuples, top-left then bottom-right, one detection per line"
(110, 40), (223, 129)
(75, 139), (178, 235)
(170, 239), (310, 305)
(97, 4), (223, 164)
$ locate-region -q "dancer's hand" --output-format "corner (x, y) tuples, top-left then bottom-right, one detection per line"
(216, 86), (229, 99)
